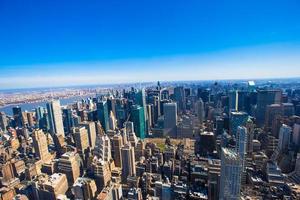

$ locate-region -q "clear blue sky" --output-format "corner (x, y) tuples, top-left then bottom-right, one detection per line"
(0, 0), (300, 88)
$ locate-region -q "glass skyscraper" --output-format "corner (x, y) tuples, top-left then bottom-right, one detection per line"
(97, 100), (109, 132)
(130, 105), (146, 139)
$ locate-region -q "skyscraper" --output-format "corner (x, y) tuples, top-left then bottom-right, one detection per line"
(80, 121), (97, 150)
(109, 111), (117, 130)
(256, 90), (282, 126)
(130, 105), (146, 139)
(74, 127), (90, 158)
(278, 124), (292, 151)
(195, 99), (205, 125)
(236, 126), (247, 171)
(32, 129), (51, 163)
(121, 143), (136, 183)
(94, 134), (112, 162)
(163, 102), (177, 137)
(63, 108), (74, 134)
(57, 151), (81, 186)
(13, 106), (23, 128)
(47, 100), (65, 136)
(229, 111), (248, 136)
(174, 86), (185, 113)
(0, 112), (7, 131)
(219, 148), (242, 200)
(112, 134), (123, 168)
(97, 101), (109, 132)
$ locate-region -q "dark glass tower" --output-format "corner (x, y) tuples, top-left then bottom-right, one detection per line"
(97, 101), (109, 132)
(130, 105), (146, 139)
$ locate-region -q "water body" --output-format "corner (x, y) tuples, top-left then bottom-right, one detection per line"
(0, 95), (95, 116)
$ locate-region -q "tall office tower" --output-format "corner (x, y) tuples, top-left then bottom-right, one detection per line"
(148, 95), (161, 124)
(293, 123), (300, 146)
(161, 89), (169, 100)
(195, 99), (205, 125)
(125, 121), (138, 147)
(97, 100), (109, 132)
(74, 127), (90, 157)
(236, 126), (247, 171)
(245, 118), (254, 154)
(35, 173), (68, 199)
(57, 152), (81, 186)
(91, 159), (111, 190)
(35, 106), (45, 129)
(135, 140), (145, 160)
(265, 104), (285, 131)
(219, 148), (242, 200)
(115, 98), (127, 128)
(163, 102), (177, 137)
(121, 143), (136, 183)
(229, 111), (248, 136)
(32, 129), (51, 163)
(80, 121), (97, 150)
(26, 112), (34, 127)
(278, 124), (292, 151)
(47, 100), (65, 136)
(130, 105), (146, 139)
(146, 104), (153, 128)
(135, 89), (148, 132)
(256, 89), (282, 126)
(229, 90), (238, 111)
(229, 90), (247, 112)
(216, 116), (224, 135)
(112, 134), (123, 168)
(72, 177), (97, 200)
(62, 108), (74, 134)
(95, 120), (105, 136)
(174, 86), (185, 112)
(109, 111), (117, 130)
(0, 112), (7, 131)
(197, 88), (210, 103)
(13, 106), (23, 127)
(94, 134), (112, 162)
(21, 111), (28, 126)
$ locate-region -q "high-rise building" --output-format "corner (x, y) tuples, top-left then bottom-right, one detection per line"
(236, 126), (247, 171)
(121, 143), (136, 183)
(229, 111), (248, 136)
(35, 173), (68, 199)
(195, 99), (204, 125)
(13, 106), (23, 128)
(109, 111), (117, 130)
(62, 108), (74, 134)
(94, 134), (112, 162)
(47, 100), (65, 136)
(174, 86), (185, 112)
(74, 127), (90, 158)
(57, 152), (81, 186)
(80, 121), (97, 150)
(0, 112), (7, 131)
(112, 134), (123, 168)
(163, 102), (177, 137)
(130, 105), (146, 139)
(256, 90), (282, 126)
(219, 148), (242, 200)
(72, 177), (97, 200)
(32, 129), (51, 163)
(278, 124), (292, 151)
(97, 101), (109, 132)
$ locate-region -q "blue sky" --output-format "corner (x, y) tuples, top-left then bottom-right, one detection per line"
(0, 0), (300, 88)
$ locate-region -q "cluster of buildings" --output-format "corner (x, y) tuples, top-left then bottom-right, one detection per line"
(1, 80), (300, 199)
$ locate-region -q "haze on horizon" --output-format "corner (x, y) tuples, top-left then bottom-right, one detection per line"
(0, 0), (300, 89)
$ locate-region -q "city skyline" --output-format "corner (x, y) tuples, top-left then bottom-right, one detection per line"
(1, 1), (300, 89)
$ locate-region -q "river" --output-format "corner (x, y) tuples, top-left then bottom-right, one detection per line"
(0, 95), (95, 116)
